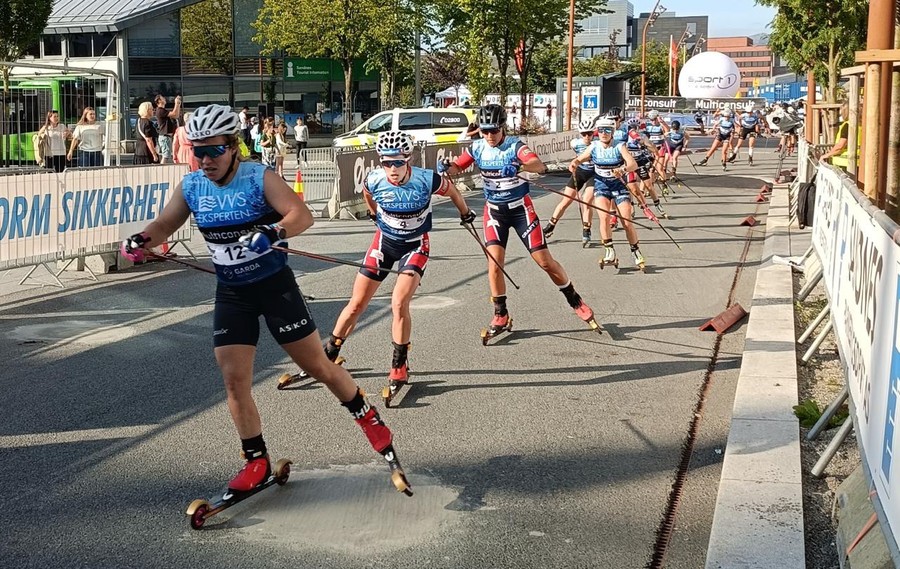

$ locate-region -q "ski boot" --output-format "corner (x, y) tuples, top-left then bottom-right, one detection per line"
(748, 155), (753, 166)
(186, 453), (292, 530)
(382, 341), (410, 408)
(599, 241), (618, 269)
(561, 283), (602, 334)
(347, 392), (413, 496)
(697, 157), (708, 167)
(721, 160), (727, 171)
(481, 296), (513, 345)
(631, 245), (646, 272)
(653, 200), (669, 220)
(728, 152), (737, 163)
(581, 223), (592, 247)
(543, 217), (558, 239)
(277, 335), (346, 389)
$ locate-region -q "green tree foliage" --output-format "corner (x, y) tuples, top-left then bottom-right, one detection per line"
(755, 0), (868, 102)
(528, 40), (567, 92)
(181, 0), (234, 103)
(0, 0), (54, 91)
(630, 41), (670, 97)
(253, 0), (409, 129)
(422, 50), (468, 99)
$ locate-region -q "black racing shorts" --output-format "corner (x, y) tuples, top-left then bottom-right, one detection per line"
(483, 195), (546, 253)
(360, 230), (430, 283)
(567, 167), (594, 190)
(213, 266), (317, 347)
(716, 132), (733, 143)
(739, 127), (758, 140)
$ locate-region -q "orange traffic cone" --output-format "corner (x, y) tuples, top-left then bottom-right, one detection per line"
(293, 170), (305, 201)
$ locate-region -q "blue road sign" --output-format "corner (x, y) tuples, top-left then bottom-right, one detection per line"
(582, 95), (598, 110)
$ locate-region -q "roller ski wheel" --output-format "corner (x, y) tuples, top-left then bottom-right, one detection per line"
(748, 156), (754, 166)
(573, 303), (602, 335)
(390, 469), (413, 497)
(185, 458), (293, 530)
(382, 365), (410, 408)
(598, 257), (619, 270)
(277, 356), (346, 390)
(632, 250), (647, 273)
(581, 226), (592, 248)
(480, 317), (513, 346)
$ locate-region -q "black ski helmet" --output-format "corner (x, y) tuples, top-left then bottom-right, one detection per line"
(671, 120), (681, 129)
(606, 106), (622, 119)
(478, 104), (507, 129)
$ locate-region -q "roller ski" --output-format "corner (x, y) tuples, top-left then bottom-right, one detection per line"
(727, 152), (737, 163)
(277, 336), (346, 390)
(382, 342), (411, 408)
(599, 242), (619, 270)
(481, 296), (513, 346)
(581, 223), (592, 247)
(748, 155), (754, 166)
(631, 246), (646, 273)
(653, 202), (669, 220)
(186, 455), (292, 530)
(561, 283), (602, 334)
(352, 402), (413, 496)
(697, 157), (708, 167)
(721, 160), (727, 171)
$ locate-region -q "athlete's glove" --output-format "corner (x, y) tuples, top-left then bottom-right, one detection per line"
(642, 205), (659, 223)
(436, 158), (452, 174)
(368, 212), (378, 223)
(239, 224), (284, 254)
(120, 232), (151, 262)
(459, 209), (476, 226)
(500, 163), (520, 178)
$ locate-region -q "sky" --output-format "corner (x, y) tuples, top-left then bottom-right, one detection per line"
(632, 0), (777, 38)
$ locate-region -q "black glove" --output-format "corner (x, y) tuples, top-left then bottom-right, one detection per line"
(368, 212), (377, 223)
(459, 209), (476, 225)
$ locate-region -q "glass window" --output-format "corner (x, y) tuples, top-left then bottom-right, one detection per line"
(23, 42), (40, 58)
(398, 112), (430, 130)
(128, 12), (179, 57)
(129, 58), (182, 76)
(94, 33), (117, 56)
(365, 113), (393, 133)
(43, 35), (62, 56)
(70, 35), (93, 58)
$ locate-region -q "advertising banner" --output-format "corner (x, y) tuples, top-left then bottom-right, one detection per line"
(335, 147), (422, 205)
(625, 96), (767, 113)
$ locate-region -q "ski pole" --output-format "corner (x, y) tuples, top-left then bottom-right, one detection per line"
(685, 151), (701, 175)
(146, 250), (216, 274)
(522, 175), (658, 232)
(671, 173), (702, 199)
(271, 245), (409, 277)
(461, 222), (520, 290)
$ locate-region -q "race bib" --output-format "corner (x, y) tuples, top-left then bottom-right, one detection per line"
(207, 242), (267, 266)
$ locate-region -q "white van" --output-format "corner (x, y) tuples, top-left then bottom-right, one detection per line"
(332, 107), (476, 148)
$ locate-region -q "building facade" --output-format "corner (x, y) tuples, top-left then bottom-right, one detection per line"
(631, 12), (709, 58)
(12, 0), (381, 135)
(574, 0), (634, 59)
(706, 37), (773, 96)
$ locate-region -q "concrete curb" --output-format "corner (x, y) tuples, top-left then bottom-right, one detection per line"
(705, 185), (806, 568)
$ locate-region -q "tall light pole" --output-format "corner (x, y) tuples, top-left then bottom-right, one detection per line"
(565, 0), (575, 130)
(640, 2), (666, 117)
(672, 26), (693, 97)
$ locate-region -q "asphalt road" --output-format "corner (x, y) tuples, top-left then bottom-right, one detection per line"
(0, 140), (780, 568)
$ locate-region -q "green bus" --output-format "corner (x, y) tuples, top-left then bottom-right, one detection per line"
(0, 77), (106, 166)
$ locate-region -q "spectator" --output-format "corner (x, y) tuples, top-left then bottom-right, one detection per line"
(294, 116), (309, 164)
(821, 102), (850, 170)
(37, 110), (70, 172)
(173, 111), (199, 171)
(239, 106), (250, 146)
(250, 116), (261, 158)
(134, 101), (159, 165)
(67, 107), (104, 167)
(546, 102), (553, 127)
(154, 94), (182, 164)
(275, 122), (288, 179)
(259, 117), (277, 170)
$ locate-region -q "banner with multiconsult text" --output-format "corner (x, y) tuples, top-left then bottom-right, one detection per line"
(811, 164), (900, 549)
(0, 164), (191, 270)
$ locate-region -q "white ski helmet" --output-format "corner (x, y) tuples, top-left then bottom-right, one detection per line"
(625, 117), (641, 129)
(647, 110), (660, 119)
(375, 130), (414, 157)
(578, 119), (595, 133)
(721, 108), (733, 117)
(594, 117), (616, 130)
(186, 104), (240, 141)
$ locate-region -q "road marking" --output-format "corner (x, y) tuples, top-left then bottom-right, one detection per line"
(0, 424), (156, 449)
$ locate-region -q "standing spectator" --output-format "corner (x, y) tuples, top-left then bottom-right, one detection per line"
(67, 107), (104, 167)
(294, 116), (309, 164)
(250, 116), (261, 159)
(173, 111), (199, 172)
(134, 102), (159, 165)
(239, 106), (250, 146)
(154, 94), (182, 164)
(275, 122), (288, 179)
(37, 110), (70, 172)
(546, 102), (553, 128)
(259, 117), (277, 169)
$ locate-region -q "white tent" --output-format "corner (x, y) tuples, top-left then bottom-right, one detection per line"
(435, 85), (472, 105)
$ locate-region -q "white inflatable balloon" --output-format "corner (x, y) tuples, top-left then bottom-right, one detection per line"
(678, 52), (741, 98)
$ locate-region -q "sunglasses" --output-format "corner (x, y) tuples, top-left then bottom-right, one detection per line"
(381, 159), (409, 168)
(598, 127), (614, 134)
(480, 127), (501, 135)
(193, 145), (229, 160)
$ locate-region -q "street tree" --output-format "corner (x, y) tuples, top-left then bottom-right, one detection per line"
(254, 0), (409, 129)
(422, 50), (468, 102)
(755, 0), (869, 102)
(181, 0), (235, 104)
(629, 40), (670, 97)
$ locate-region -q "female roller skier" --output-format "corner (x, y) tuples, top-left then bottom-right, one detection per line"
(315, 131), (474, 403)
(120, 105), (412, 496)
(570, 117), (644, 271)
(542, 119), (598, 246)
(439, 104), (601, 341)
